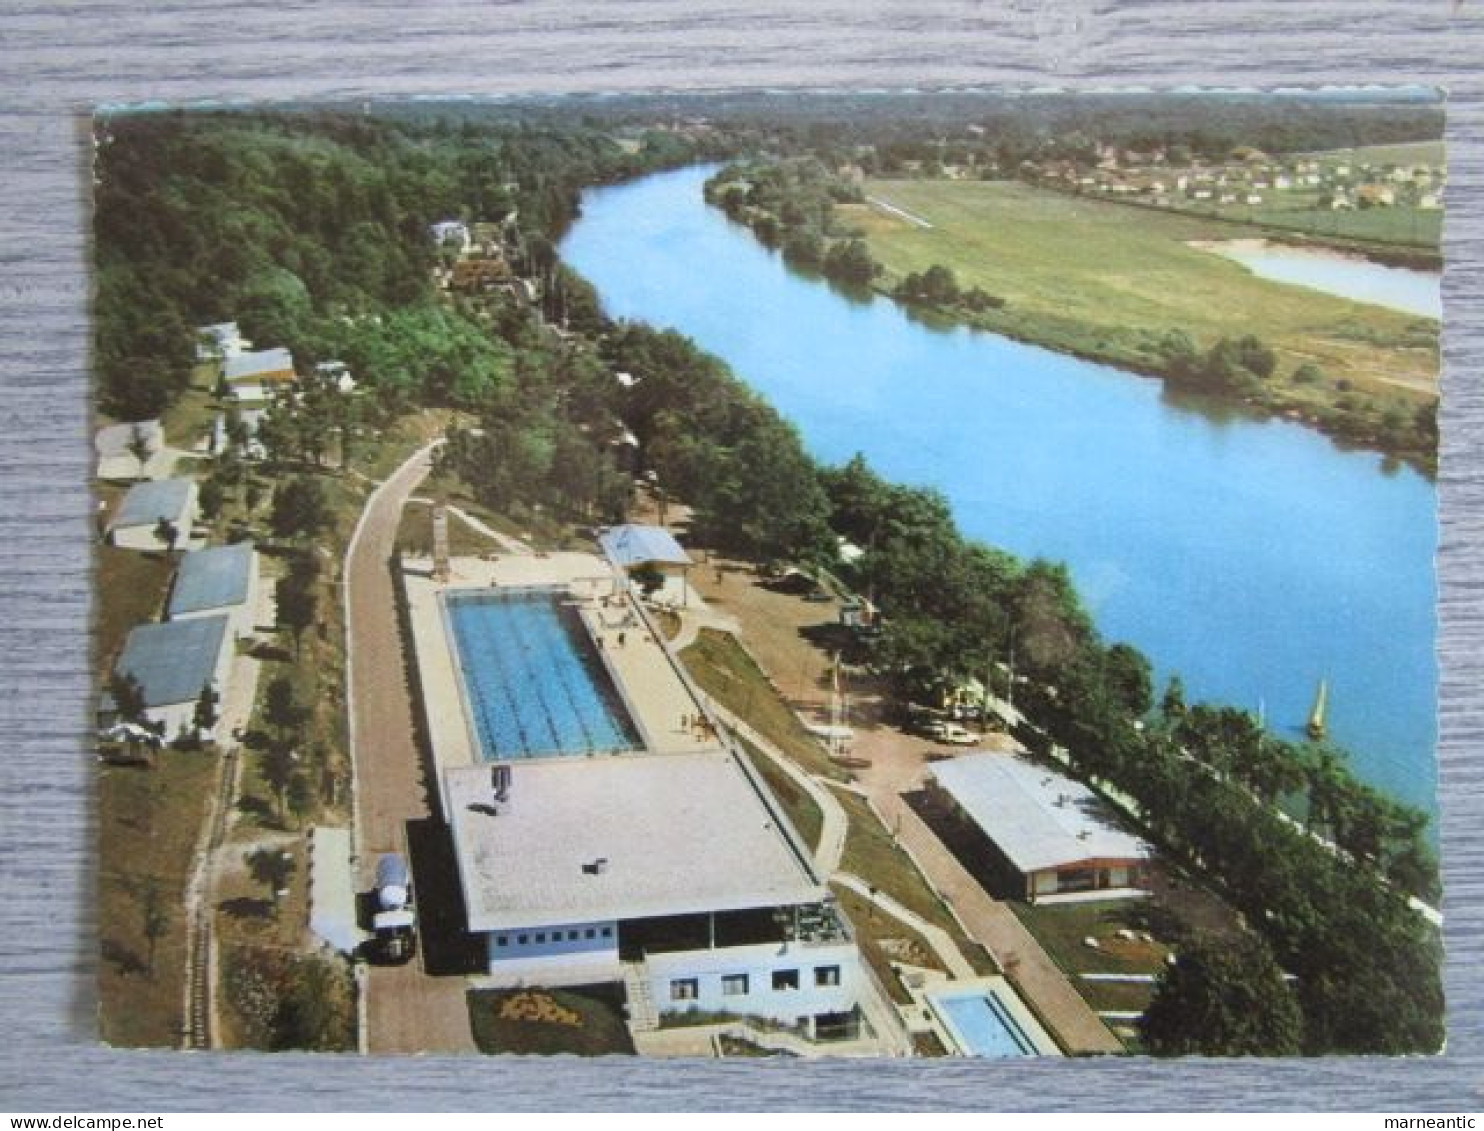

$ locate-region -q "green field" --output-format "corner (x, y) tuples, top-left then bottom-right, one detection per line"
(848, 179), (1438, 403)
(1299, 140), (1445, 166)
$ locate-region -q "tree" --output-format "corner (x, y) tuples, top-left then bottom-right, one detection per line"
(198, 476), (225, 522)
(192, 681), (220, 741)
(276, 570), (318, 658)
(126, 424), (154, 481)
(269, 476), (330, 542)
(263, 675), (309, 745)
(153, 517), (180, 554)
(1141, 931), (1303, 1056)
(286, 770), (317, 830)
(138, 877), (169, 978)
(245, 845), (296, 913)
(260, 742), (297, 825)
(628, 562), (666, 598)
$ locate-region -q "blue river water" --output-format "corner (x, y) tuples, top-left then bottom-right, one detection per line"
(560, 165), (1438, 822)
(1196, 240), (1442, 319)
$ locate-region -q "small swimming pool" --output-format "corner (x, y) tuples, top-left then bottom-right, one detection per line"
(444, 589), (642, 760)
(933, 989), (1038, 1058)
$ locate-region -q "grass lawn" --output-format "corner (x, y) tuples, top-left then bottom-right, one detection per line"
(396, 499), (504, 558)
(159, 370), (220, 450)
(94, 544), (175, 675)
(830, 884), (942, 1005)
(1010, 899), (1167, 1017)
(736, 736), (823, 853)
(98, 748), (220, 1047)
(468, 986), (635, 1056)
(679, 628), (845, 782)
(849, 178), (1437, 402)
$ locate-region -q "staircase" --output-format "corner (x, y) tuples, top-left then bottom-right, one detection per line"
(622, 960), (659, 1032)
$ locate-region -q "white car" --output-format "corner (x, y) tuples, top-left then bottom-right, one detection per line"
(925, 721), (978, 745)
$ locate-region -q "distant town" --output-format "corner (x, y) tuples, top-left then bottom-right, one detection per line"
(94, 92), (1443, 1060)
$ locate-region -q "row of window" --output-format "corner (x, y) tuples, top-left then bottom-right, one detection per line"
(670, 965), (841, 1001)
(493, 925), (614, 948)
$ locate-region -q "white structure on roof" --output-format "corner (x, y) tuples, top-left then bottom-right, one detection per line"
(100, 614), (233, 742)
(197, 321), (250, 361)
(107, 478), (198, 552)
(95, 420), (165, 481)
(167, 541), (259, 640)
(930, 753), (1151, 903)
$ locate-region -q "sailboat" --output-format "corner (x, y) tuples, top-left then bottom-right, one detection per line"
(1307, 679), (1329, 740)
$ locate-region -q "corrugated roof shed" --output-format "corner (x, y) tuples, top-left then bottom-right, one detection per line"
(931, 753), (1150, 874)
(223, 347), (294, 382)
(110, 478), (192, 529)
(598, 524), (692, 569)
(169, 542), (254, 617)
(111, 615), (230, 708)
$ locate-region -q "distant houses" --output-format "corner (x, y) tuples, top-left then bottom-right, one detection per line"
(107, 478), (198, 551)
(196, 321), (251, 362)
(100, 615), (233, 743)
(95, 420), (164, 481)
(167, 541), (260, 641)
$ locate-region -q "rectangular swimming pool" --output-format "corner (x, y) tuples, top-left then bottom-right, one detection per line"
(444, 589), (642, 761)
(934, 990), (1037, 1058)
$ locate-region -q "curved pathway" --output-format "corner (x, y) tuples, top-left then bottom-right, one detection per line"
(344, 441), (476, 1055)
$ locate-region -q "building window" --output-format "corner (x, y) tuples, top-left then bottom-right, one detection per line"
(721, 974), (749, 997)
(772, 969), (799, 991)
(495, 935), (508, 948)
(517, 934), (529, 945)
(601, 926), (613, 938)
(670, 979), (698, 1002)
(815, 965), (841, 987)
(568, 930), (580, 941)
(585, 928), (596, 939)
(535, 933), (546, 944)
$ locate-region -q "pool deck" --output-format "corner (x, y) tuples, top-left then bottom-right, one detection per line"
(402, 553), (718, 794)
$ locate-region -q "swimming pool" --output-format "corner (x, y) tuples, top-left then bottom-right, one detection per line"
(444, 589), (642, 760)
(933, 989), (1038, 1058)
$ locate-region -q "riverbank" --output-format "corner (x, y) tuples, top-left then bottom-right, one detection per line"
(844, 178), (1439, 474)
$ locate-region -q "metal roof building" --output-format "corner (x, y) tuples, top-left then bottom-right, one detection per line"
(111, 615), (231, 710)
(597, 524), (693, 569)
(168, 542), (253, 617)
(930, 753), (1151, 902)
(108, 479), (199, 551)
(223, 347), (294, 384)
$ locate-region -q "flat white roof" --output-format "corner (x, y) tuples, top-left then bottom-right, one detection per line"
(446, 750), (824, 932)
(931, 753), (1151, 874)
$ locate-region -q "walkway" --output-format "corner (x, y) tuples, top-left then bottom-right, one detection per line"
(345, 440), (477, 1055)
(867, 195), (934, 229)
(873, 791), (1123, 1054)
(707, 700), (847, 876)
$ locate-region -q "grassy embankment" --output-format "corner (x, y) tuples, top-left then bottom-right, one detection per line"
(679, 626), (998, 1008)
(843, 178), (1438, 466)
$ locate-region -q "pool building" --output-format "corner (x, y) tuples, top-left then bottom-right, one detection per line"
(403, 548), (880, 1044)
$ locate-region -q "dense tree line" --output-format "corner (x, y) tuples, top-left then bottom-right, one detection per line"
(706, 160), (882, 290)
(93, 110), (722, 419)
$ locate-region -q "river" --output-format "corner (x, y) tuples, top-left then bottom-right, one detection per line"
(560, 165), (1438, 824)
(1191, 239), (1442, 319)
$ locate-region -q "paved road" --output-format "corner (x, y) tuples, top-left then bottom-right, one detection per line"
(875, 793), (1124, 1055)
(345, 442), (477, 1055)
